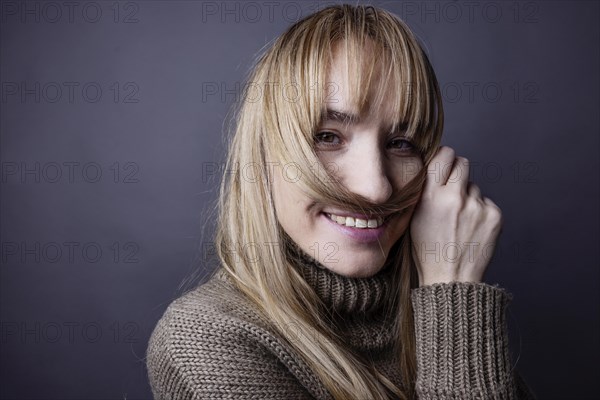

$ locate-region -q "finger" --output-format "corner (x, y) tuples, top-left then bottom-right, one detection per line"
(445, 156), (469, 193)
(483, 197), (503, 227)
(482, 196), (499, 208)
(424, 146), (455, 193)
(467, 181), (482, 199)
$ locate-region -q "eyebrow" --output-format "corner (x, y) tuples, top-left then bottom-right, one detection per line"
(320, 108), (408, 133)
(321, 108), (361, 125)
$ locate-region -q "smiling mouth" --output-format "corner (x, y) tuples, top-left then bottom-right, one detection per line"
(323, 212), (391, 229)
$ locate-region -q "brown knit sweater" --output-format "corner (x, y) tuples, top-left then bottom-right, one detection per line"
(146, 254), (536, 399)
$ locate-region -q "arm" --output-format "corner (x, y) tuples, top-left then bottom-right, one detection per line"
(411, 281), (536, 400)
(408, 147), (537, 398)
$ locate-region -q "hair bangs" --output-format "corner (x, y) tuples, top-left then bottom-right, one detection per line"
(251, 5), (443, 219)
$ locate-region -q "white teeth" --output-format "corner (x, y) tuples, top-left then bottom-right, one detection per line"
(355, 218), (367, 228)
(326, 213), (385, 229)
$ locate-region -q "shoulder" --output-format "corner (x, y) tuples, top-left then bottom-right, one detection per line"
(146, 268), (314, 399)
(148, 269), (279, 360)
(153, 268), (267, 331)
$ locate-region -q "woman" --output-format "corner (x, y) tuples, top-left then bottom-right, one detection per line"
(146, 4), (536, 399)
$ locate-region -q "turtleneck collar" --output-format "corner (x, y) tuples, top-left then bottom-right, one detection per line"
(285, 243), (398, 353)
(286, 243), (396, 316)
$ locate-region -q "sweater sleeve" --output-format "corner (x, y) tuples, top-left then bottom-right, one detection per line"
(411, 282), (537, 400)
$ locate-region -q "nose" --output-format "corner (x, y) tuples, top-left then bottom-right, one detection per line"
(343, 143), (392, 204)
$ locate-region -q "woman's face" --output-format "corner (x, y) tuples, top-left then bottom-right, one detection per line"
(272, 42), (423, 278)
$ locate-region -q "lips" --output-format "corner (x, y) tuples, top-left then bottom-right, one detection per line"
(320, 212), (387, 243)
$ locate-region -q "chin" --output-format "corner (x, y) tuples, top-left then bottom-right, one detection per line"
(321, 250), (388, 278)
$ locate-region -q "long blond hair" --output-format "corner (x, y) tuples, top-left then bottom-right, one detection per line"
(214, 4), (444, 399)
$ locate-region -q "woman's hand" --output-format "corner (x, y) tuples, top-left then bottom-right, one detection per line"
(409, 146), (503, 287)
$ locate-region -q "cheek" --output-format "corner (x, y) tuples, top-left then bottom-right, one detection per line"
(316, 152), (337, 175)
(390, 157), (423, 187)
(271, 167), (311, 225)
(271, 168), (294, 223)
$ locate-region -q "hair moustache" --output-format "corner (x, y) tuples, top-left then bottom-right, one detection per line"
(267, 151), (428, 219)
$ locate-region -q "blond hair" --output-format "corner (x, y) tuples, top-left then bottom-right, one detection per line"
(214, 4), (443, 399)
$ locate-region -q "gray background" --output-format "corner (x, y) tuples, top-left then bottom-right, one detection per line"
(1, 0), (598, 399)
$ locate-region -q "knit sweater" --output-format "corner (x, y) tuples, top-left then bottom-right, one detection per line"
(146, 253), (537, 399)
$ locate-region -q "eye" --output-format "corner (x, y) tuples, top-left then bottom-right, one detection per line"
(388, 138), (415, 152)
(314, 131), (341, 147)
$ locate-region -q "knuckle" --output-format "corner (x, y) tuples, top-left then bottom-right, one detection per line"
(465, 197), (480, 212)
(440, 145), (455, 159)
(455, 157), (469, 178)
(486, 205), (503, 223)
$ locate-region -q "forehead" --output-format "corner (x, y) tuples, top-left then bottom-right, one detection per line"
(323, 40), (399, 126)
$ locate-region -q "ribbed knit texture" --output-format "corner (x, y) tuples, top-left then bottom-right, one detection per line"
(146, 254), (537, 399)
(412, 282), (519, 399)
